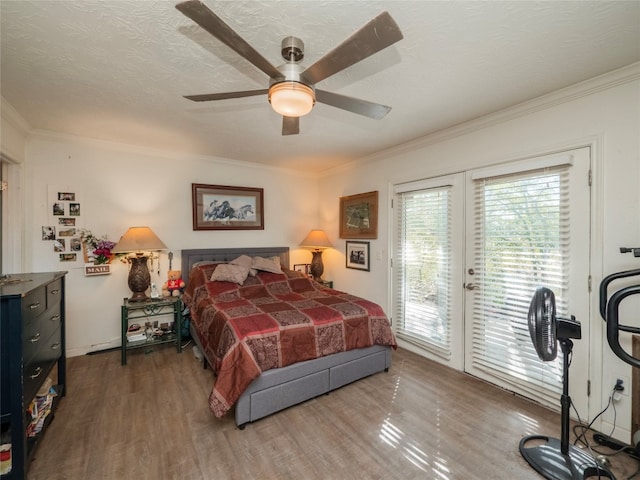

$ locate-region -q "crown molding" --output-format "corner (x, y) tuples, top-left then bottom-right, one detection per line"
(322, 62), (640, 177)
(28, 128), (317, 179)
(1, 96), (31, 134)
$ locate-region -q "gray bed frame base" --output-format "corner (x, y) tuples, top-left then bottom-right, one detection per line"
(181, 247), (392, 428)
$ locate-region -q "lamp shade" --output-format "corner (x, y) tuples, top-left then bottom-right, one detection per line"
(299, 229), (332, 249)
(269, 82), (315, 117)
(112, 226), (167, 254)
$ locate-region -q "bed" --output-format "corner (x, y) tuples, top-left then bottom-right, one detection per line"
(181, 247), (396, 429)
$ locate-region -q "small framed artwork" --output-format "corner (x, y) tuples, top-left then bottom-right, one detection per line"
(59, 253), (76, 262)
(58, 192), (75, 201)
(192, 183), (264, 231)
(339, 191), (378, 239)
(52, 202), (65, 216)
(346, 241), (370, 271)
(42, 226), (56, 240)
(293, 264), (310, 276)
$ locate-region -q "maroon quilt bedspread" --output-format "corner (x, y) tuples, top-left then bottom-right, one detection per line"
(183, 263), (396, 418)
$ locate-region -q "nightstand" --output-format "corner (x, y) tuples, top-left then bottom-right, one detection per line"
(121, 296), (182, 365)
(318, 280), (333, 288)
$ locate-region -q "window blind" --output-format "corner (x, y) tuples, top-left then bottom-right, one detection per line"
(394, 186), (453, 359)
(470, 166), (570, 408)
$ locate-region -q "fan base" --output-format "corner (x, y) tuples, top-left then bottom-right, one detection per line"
(520, 435), (615, 480)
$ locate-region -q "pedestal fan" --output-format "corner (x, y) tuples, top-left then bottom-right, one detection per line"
(519, 287), (615, 480)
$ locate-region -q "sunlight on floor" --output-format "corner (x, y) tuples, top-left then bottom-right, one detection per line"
(517, 411), (542, 436)
(378, 360), (452, 479)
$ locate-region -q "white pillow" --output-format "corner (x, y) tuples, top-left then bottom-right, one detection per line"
(210, 264), (251, 284)
(230, 255), (257, 276)
(251, 256), (283, 274)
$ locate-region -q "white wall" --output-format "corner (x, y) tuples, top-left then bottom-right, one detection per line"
(318, 66), (640, 442)
(23, 132), (319, 356)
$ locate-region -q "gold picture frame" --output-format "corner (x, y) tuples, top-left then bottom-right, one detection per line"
(339, 191), (378, 239)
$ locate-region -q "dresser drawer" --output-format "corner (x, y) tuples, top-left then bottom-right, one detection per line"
(23, 303), (62, 365)
(21, 286), (46, 322)
(47, 278), (63, 307)
(23, 327), (62, 403)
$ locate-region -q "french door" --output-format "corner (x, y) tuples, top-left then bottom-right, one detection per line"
(393, 174), (465, 370)
(393, 147), (591, 413)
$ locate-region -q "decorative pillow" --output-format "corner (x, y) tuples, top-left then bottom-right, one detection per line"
(230, 255), (257, 276)
(210, 263), (251, 284)
(251, 256), (283, 274)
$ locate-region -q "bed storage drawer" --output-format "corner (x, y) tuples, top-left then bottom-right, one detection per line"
(329, 348), (388, 390)
(234, 345), (392, 427)
(249, 370), (329, 421)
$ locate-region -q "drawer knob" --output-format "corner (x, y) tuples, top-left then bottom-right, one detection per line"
(50, 289), (60, 295)
(30, 332), (41, 343)
(50, 314), (60, 322)
(51, 342), (61, 350)
(29, 301), (41, 310)
(30, 366), (43, 379)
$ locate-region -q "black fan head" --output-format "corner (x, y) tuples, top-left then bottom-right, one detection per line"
(527, 287), (558, 362)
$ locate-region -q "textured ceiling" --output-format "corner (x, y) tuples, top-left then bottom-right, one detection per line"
(1, 1), (639, 173)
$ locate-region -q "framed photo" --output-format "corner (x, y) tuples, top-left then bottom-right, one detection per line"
(339, 191), (378, 239)
(345, 241), (370, 271)
(192, 183), (264, 231)
(293, 264), (310, 276)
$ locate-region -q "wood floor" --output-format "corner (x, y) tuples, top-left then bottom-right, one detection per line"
(27, 345), (638, 480)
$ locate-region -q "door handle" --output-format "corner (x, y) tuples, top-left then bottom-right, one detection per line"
(465, 283), (480, 291)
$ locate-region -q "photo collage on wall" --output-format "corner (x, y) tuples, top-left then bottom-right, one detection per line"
(43, 187), (83, 263)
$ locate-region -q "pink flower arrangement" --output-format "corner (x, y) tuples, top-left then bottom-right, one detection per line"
(93, 239), (116, 264)
(79, 229), (117, 265)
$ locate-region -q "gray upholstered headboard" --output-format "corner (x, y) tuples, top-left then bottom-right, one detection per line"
(181, 247), (290, 283)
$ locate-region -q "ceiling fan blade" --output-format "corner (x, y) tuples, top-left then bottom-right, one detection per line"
(301, 11), (403, 85)
(176, 0), (283, 80)
(184, 89), (268, 102)
(316, 89), (391, 119)
(282, 116), (299, 135)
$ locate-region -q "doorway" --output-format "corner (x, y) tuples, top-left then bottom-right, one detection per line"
(393, 147), (591, 413)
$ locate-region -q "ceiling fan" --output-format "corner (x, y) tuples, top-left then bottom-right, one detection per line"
(175, 0), (403, 135)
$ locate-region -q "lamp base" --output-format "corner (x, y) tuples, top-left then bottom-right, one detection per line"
(127, 255), (151, 302)
(128, 291), (149, 302)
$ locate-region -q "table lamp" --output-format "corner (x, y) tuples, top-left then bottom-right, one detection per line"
(299, 229), (333, 281)
(112, 226), (167, 302)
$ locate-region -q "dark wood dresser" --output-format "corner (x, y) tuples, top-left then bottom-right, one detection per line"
(0, 272), (67, 479)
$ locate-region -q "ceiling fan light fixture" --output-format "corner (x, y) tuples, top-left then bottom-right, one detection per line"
(268, 82), (315, 117)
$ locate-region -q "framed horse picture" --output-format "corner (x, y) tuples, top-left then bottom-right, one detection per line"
(192, 183), (264, 231)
